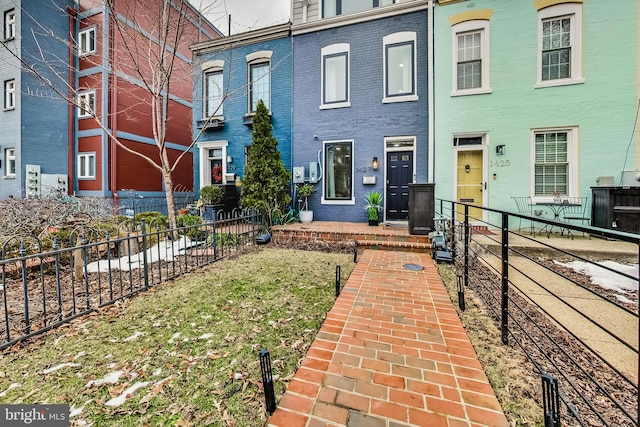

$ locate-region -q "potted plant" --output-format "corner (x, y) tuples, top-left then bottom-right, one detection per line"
(364, 191), (383, 226)
(297, 183), (316, 224)
(198, 185), (224, 220)
(199, 185), (224, 206)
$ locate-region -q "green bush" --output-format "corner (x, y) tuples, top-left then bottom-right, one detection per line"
(199, 186), (224, 205)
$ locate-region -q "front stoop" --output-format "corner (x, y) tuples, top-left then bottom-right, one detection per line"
(272, 222), (432, 254)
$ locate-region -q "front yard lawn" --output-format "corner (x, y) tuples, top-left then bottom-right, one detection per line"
(0, 249), (354, 426)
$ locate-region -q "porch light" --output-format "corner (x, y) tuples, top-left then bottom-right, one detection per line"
(372, 157), (378, 170)
(496, 145), (506, 155)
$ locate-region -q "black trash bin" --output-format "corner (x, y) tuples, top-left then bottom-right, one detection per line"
(408, 183), (435, 235)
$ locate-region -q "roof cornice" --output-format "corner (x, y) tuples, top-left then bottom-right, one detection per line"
(190, 23), (292, 55)
(292, 1), (429, 36)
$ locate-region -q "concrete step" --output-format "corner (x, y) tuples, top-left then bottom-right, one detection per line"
(357, 239), (432, 253)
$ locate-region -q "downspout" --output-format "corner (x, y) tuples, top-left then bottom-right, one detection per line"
(67, 6), (77, 195)
(110, 2), (119, 207)
(427, 0), (435, 183)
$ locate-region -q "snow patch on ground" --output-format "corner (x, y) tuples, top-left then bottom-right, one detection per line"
(556, 260), (639, 295)
(0, 383), (19, 397)
(105, 381), (151, 407)
(86, 237), (195, 273)
(43, 362), (81, 374)
(85, 371), (124, 388)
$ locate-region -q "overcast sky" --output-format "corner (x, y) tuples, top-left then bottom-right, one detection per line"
(189, 0), (291, 36)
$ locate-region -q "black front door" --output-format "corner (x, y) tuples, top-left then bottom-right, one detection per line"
(386, 151), (413, 221)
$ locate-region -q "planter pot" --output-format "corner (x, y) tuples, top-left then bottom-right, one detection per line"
(300, 210), (313, 224)
(178, 209), (190, 216)
(368, 219), (379, 226)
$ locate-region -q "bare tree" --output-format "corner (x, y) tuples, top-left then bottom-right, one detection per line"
(0, 0), (225, 233)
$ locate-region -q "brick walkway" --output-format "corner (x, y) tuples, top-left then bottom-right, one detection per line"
(267, 249), (509, 427)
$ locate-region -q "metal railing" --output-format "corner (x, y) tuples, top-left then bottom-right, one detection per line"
(436, 199), (639, 427)
(0, 208), (263, 350)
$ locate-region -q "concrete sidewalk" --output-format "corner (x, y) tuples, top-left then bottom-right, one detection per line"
(267, 249), (509, 427)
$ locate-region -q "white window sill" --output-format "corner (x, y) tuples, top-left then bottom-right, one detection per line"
(78, 177), (96, 180)
(79, 52), (96, 57)
(78, 116), (93, 119)
(382, 94), (418, 104)
(319, 102), (351, 110)
(4, 175), (15, 180)
(535, 78), (585, 89)
(451, 87), (492, 97)
(202, 115), (224, 121)
(3, 107), (15, 112)
(321, 198), (355, 205)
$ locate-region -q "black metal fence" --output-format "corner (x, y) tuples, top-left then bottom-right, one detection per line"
(436, 199), (639, 427)
(0, 208), (263, 350)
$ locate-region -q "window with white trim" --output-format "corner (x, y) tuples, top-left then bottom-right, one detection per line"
(249, 62), (270, 112)
(383, 32), (417, 103)
(452, 20), (490, 95)
(205, 69), (224, 117)
(532, 127), (577, 198)
(536, 3), (583, 87)
(4, 9), (15, 40)
(4, 79), (15, 110)
(324, 141), (352, 202)
(78, 91), (95, 118)
(78, 27), (96, 56)
(78, 153), (95, 179)
(4, 148), (15, 177)
(321, 43), (350, 109)
(322, 0), (395, 18)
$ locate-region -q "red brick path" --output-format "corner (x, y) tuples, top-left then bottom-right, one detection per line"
(267, 249), (509, 427)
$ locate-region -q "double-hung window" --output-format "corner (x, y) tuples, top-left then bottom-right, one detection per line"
(246, 51), (272, 113)
(78, 91), (95, 118)
(322, 0), (395, 18)
(323, 141), (353, 203)
(536, 3), (583, 87)
(249, 62), (270, 112)
(452, 18), (491, 95)
(4, 9), (15, 40)
(4, 79), (15, 110)
(532, 127), (577, 199)
(78, 27), (96, 56)
(383, 32), (417, 103)
(5, 148), (15, 177)
(78, 153), (96, 179)
(205, 70), (224, 117)
(321, 44), (349, 109)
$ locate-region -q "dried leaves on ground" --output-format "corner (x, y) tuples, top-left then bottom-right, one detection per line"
(0, 248), (354, 427)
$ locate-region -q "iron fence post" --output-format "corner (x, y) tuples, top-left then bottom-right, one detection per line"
(451, 201), (456, 259)
(259, 348), (276, 415)
(141, 220), (149, 288)
(20, 243), (30, 334)
(464, 204), (469, 295)
(82, 235), (90, 310)
(53, 238), (62, 322)
(542, 373), (561, 427)
(336, 265), (341, 297)
(501, 212), (509, 345)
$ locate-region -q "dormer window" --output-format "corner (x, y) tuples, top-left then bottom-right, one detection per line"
(322, 0), (395, 19)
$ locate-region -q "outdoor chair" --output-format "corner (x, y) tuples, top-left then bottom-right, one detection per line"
(561, 196), (591, 239)
(512, 196), (535, 235)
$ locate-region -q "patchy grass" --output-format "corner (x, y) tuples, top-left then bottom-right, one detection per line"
(0, 249), (354, 426)
(437, 264), (544, 427)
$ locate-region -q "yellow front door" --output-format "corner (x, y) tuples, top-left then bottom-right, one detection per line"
(456, 150), (483, 222)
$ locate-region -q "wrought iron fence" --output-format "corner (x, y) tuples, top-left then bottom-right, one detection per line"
(435, 199), (639, 427)
(0, 208), (263, 350)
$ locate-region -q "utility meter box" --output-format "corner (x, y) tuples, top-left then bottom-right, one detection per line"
(26, 164), (41, 198)
(309, 162), (318, 183)
(293, 166), (305, 184)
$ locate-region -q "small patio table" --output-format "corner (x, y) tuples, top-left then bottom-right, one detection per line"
(535, 201), (581, 237)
